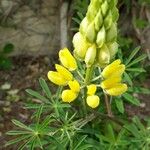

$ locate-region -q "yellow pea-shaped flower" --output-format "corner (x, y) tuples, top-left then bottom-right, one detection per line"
(110, 64), (125, 77)
(59, 48), (77, 71)
(100, 76), (121, 89)
(61, 90), (77, 103)
(47, 71), (67, 86)
(87, 84), (97, 95)
(55, 64), (73, 81)
(101, 59), (121, 78)
(86, 95), (100, 108)
(106, 83), (128, 96)
(68, 80), (80, 93)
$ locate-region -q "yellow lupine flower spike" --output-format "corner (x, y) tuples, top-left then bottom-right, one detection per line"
(86, 95), (100, 108)
(47, 71), (67, 86)
(102, 59), (121, 78)
(61, 89), (77, 103)
(68, 80), (80, 93)
(55, 64), (73, 81)
(100, 76), (121, 89)
(106, 83), (128, 96)
(87, 84), (97, 95)
(59, 48), (77, 71)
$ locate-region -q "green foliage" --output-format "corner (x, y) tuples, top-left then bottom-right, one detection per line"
(5, 0), (150, 149)
(0, 43), (14, 70)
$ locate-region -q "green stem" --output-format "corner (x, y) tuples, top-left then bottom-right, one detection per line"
(85, 65), (94, 85)
(82, 65), (94, 116)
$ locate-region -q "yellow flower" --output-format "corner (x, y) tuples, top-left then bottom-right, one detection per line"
(86, 95), (100, 108)
(55, 64), (73, 81)
(47, 71), (67, 86)
(100, 76), (121, 89)
(101, 59), (122, 78)
(106, 83), (128, 96)
(68, 80), (80, 93)
(61, 89), (78, 103)
(87, 84), (97, 95)
(59, 48), (77, 71)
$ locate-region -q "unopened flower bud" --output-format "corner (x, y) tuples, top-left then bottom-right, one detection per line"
(97, 44), (110, 67)
(85, 44), (97, 67)
(104, 10), (112, 30)
(112, 7), (119, 22)
(73, 32), (89, 59)
(107, 42), (118, 59)
(106, 23), (117, 43)
(96, 26), (106, 48)
(94, 10), (103, 31)
(101, 0), (108, 16)
(79, 17), (89, 35)
(86, 22), (96, 43)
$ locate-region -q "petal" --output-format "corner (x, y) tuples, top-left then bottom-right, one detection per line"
(47, 71), (67, 86)
(86, 95), (100, 108)
(87, 84), (97, 95)
(55, 64), (73, 81)
(106, 83), (128, 96)
(68, 80), (80, 93)
(61, 90), (77, 103)
(59, 48), (77, 71)
(100, 76), (121, 89)
(110, 64), (125, 77)
(101, 59), (121, 78)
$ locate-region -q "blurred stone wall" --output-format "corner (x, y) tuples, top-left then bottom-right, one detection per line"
(0, 0), (60, 56)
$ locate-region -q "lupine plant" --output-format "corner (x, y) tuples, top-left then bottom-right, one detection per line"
(6, 0), (150, 149)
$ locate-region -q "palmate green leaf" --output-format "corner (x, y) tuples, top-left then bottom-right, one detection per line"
(48, 136), (65, 150)
(124, 124), (140, 138)
(126, 68), (146, 73)
(77, 12), (84, 20)
(35, 105), (44, 124)
(12, 119), (33, 131)
(124, 72), (133, 86)
(126, 54), (147, 68)
(104, 124), (116, 144)
(5, 135), (31, 146)
(77, 144), (94, 150)
(128, 87), (150, 94)
(125, 46), (141, 65)
(18, 136), (35, 150)
(72, 17), (81, 24)
(122, 93), (140, 106)
(6, 130), (32, 135)
(115, 98), (124, 114)
(39, 77), (52, 100)
(74, 135), (88, 150)
(39, 115), (54, 131)
(26, 89), (49, 103)
(132, 116), (145, 131)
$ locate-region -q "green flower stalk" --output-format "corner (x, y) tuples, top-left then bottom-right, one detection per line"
(73, 0), (119, 67)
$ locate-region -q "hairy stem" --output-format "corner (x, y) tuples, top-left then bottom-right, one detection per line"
(104, 93), (113, 117)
